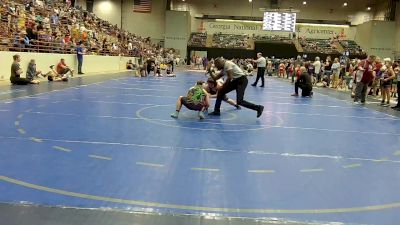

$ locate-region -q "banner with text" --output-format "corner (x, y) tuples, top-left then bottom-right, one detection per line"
(198, 21), (356, 40)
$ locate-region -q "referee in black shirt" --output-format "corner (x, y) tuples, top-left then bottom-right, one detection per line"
(209, 58), (264, 118)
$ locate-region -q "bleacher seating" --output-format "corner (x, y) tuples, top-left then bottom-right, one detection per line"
(340, 40), (366, 56)
(300, 38), (340, 54)
(0, 0), (177, 58)
(211, 33), (250, 49)
(252, 35), (293, 43)
(187, 32), (206, 47)
(187, 31), (366, 58)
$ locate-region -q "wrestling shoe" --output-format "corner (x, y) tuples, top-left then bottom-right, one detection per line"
(235, 105), (241, 110)
(198, 111), (205, 120)
(257, 105), (264, 118)
(171, 111), (179, 118)
(291, 93), (299, 96)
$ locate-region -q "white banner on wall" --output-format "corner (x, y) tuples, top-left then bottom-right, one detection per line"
(199, 20), (356, 40)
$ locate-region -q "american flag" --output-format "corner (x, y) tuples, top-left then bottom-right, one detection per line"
(133, 0), (152, 13)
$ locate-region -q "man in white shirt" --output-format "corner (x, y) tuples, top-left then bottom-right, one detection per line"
(313, 57), (322, 82)
(252, 52), (267, 87)
(208, 57), (264, 118)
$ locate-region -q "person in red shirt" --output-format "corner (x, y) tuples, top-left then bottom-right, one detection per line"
(63, 34), (71, 44)
(354, 55), (377, 104)
(370, 58), (382, 96)
(47, 59), (74, 81)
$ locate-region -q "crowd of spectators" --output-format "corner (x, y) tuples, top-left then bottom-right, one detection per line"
(299, 38), (340, 55)
(231, 54), (398, 110)
(0, 0), (176, 59)
(252, 34), (293, 43)
(187, 32), (206, 47)
(340, 40), (366, 56)
(211, 33), (250, 49)
(188, 32), (365, 58)
(188, 33), (294, 48)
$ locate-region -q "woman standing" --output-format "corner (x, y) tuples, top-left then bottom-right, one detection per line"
(331, 58), (341, 89)
(324, 56), (332, 87)
(380, 59), (395, 106)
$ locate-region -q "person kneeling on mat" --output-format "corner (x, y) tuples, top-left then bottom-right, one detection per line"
(10, 54), (31, 85)
(291, 64), (313, 97)
(171, 81), (209, 120)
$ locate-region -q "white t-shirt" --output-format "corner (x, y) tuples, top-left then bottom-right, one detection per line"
(256, 57), (266, 68)
(168, 53), (174, 62)
(224, 60), (245, 79)
(196, 57), (201, 64)
(355, 70), (364, 83)
(313, 61), (321, 74)
(331, 62), (341, 74)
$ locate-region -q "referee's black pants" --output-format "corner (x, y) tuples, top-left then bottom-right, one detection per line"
(252, 67), (265, 86)
(214, 76), (259, 112)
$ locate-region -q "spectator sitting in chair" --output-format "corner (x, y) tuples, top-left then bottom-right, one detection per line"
(291, 63), (313, 97)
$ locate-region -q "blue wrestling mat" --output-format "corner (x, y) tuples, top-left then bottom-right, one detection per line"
(0, 71), (400, 225)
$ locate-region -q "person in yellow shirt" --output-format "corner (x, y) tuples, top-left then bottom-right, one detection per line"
(18, 10), (26, 30)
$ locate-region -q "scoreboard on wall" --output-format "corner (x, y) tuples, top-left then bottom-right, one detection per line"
(262, 12), (297, 32)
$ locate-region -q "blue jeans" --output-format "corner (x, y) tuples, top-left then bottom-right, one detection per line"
(78, 59), (83, 73)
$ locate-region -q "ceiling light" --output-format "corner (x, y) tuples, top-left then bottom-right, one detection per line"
(303, 1), (307, 5)
(343, 2), (347, 6)
(367, 7), (371, 10)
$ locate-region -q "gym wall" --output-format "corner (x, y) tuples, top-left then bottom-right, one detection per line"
(174, 0), (377, 26)
(93, 0), (167, 41)
(164, 10), (191, 58)
(0, 52), (137, 81)
(355, 20), (396, 59)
